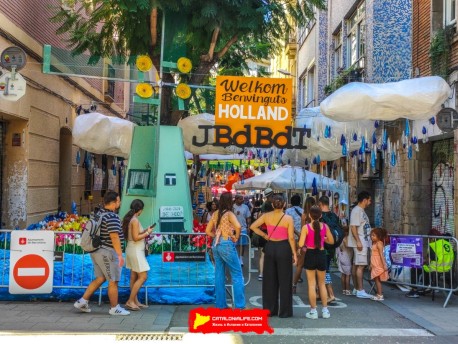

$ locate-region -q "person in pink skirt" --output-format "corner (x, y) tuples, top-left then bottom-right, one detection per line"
(370, 228), (389, 301)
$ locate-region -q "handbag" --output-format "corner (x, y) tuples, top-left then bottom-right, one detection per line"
(262, 214), (285, 253)
(251, 231), (267, 248)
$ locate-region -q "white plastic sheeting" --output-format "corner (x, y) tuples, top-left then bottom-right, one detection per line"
(178, 113), (241, 155)
(73, 112), (135, 159)
(282, 107), (374, 163)
(234, 165), (348, 203)
(320, 76), (451, 122)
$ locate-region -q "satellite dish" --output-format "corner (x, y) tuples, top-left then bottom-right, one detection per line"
(436, 107), (458, 132)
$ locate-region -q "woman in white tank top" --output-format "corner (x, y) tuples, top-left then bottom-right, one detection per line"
(122, 199), (155, 311)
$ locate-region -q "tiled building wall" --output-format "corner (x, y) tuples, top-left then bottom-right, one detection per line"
(370, 0), (412, 83)
(412, 0), (432, 77)
(317, 10), (328, 104)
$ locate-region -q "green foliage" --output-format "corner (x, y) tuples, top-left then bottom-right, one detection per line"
(50, 0), (326, 120)
(51, 0), (326, 70)
(324, 65), (363, 95)
(430, 27), (454, 79)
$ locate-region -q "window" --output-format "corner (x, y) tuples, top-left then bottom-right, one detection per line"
(298, 68), (315, 109)
(445, 0), (456, 26)
(333, 30), (343, 76)
(106, 64), (115, 99)
(127, 169), (151, 191)
(306, 67), (315, 107)
(346, 2), (366, 68)
(298, 75), (307, 109)
(297, 6), (316, 47)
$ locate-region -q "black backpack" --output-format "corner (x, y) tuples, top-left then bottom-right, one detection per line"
(321, 211), (344, 250)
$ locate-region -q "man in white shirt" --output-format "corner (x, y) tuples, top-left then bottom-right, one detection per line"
(348, 191), (372, 299)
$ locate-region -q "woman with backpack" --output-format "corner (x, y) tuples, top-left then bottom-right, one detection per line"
(298, 205), (334, 319)
(318, 195), (344, 304)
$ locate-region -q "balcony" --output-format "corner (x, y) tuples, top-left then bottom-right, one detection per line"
(285, 32), (297, 59)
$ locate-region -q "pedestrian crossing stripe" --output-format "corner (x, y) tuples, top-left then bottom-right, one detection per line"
(168, 327), (433, 337)
(248, 295), (348, 308)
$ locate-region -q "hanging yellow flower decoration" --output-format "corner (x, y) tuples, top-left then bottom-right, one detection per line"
(177, 57), (192, 74)
(176, 83), (192, 99)
(136, 55), (153, 72)
(136, 83), (154, 98)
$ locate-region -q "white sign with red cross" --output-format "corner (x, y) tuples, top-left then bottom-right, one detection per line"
(9, 231), (54, 294)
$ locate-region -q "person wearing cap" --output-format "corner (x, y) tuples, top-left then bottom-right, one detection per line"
(243, 195), (253, 211)
(261, 188), (274, 213)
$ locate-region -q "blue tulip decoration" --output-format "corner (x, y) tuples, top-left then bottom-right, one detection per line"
(405, 119), (410, 137)
(340, 134), (346, 146)
(371, 149), (376, 168)
(312, 177), (318, 196)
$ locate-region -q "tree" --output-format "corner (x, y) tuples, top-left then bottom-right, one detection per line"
(52, 0), (325, 124)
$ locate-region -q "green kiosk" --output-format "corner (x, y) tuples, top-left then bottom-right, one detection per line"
(119, 125), (193, 233)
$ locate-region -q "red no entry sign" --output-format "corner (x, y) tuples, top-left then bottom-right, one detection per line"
(13, 254), (50, 290)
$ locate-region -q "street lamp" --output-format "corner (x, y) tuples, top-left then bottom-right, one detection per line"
(277, 69), (295, 77)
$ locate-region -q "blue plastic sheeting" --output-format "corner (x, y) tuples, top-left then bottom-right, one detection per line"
(0, 249), (215, 304)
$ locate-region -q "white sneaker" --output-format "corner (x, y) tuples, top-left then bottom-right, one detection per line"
(109, 305), (130, 316)
(356, 290), (372, 299)
(322, 309), (331, 319)
(305, 310), (318, 319)
(74, 299), (91, 313)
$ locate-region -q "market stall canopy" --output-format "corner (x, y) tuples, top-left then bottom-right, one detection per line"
(320, 76), (451, 122)
(233, 165), (348, 203)
(185, 151), (246, 160)
(73, 112), (135, 159)
(178, 113), (241, 155)
(282, 107), (374, 163)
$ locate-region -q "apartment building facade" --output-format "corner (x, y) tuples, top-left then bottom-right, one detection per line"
(293, 0), (450, 235)
(0, 0), (129, 228)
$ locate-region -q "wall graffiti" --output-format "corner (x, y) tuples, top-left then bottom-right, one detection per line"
(432, 139), (454, 234)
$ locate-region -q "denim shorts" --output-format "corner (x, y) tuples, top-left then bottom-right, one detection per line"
(303, 249), (327, 271)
